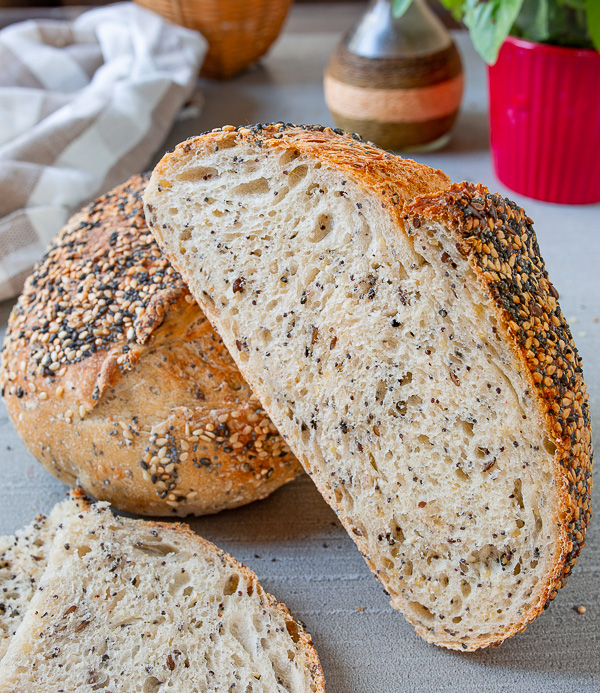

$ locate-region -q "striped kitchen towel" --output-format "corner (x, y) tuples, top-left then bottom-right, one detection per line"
(0, 2), (206, 301)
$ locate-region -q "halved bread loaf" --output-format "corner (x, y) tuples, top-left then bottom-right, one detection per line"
(0, 490), (89, 659)
(0, 503), (325, 691)
(143, 124), (592, 650)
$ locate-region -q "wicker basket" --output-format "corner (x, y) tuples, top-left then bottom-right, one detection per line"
(134, 0), (293, 79)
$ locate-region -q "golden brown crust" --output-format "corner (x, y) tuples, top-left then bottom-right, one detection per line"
(404, 182), (593, 639)
(149, 123), (450, 209)
(1, 175), (301, 516)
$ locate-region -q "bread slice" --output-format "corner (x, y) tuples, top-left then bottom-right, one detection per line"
(0, 503), (325, 691)
(0, 490), (90, 659)
(143, 124), (592, 650)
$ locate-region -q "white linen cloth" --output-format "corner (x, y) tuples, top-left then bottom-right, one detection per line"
(0, 2), (206, 300)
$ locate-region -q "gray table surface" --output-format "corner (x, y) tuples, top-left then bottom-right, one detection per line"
(1, 5), (599, 692)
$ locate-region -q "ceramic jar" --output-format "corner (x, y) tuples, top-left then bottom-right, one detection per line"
(324, 0), (463, 151)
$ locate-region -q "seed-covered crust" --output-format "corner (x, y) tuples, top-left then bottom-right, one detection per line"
(405, 182), (593, 612)
(1, 175), (301, 516)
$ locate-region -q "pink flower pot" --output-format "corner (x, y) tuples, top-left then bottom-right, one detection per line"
(488, 36), (600, 205)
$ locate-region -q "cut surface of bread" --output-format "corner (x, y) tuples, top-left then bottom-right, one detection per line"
(0, 174), (301, 517)
(0, 504), (325, 692)
(0, 490), (89, 659)
(144, 124), (592, 650)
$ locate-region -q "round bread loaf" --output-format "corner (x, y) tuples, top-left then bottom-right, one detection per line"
(0, 175), (301, 516)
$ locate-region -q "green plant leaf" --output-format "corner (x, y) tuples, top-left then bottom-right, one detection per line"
(585, 0), (600, 50)
(513, 0), (550, 43)
(515, 0), (594, 48)
(391, 0), (413, 18)
(528, 0), (550, 41)
(463, 0), (526, 64)
(439, 0), (467, 18)
(441, 0), (598, 53)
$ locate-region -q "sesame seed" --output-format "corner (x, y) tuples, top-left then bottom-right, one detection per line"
(39, 392), (48, 400)
(179, 452), (189, 462)
(155, 437), (168, 446)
